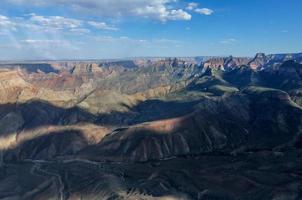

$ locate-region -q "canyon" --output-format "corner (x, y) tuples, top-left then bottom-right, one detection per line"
(0, 53), (302, 200)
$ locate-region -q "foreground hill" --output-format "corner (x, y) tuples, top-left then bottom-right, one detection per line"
(0, 53), (302, 199)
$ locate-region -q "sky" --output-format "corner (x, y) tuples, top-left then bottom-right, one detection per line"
(0, 0), (301, 60)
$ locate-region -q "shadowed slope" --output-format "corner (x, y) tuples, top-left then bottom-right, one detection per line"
(79, 89), (302, 162)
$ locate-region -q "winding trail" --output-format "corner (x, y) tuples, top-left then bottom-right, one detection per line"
(30, 161), (65, 200)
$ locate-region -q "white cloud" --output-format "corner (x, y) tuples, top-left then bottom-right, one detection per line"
(186, 2), (198, 11)
(0, 15), (16, 30)
(21, 39), (69, 46)
(6, 0), (47, 6)
(220, 38), (237, 44)
(20, 39), (78, 51)
(0, 15), (11, 26)
(5, 0), (192, 22)
(88, 21), (118, 31)
(0, 13), (116, 35)
(94, 36), (181, 49)
(185, 2), (214, 16)
(69, 28), (91, 34)
(19, 39), (81, 59)
(29, 13), (82, 30)
(29, 14), (117, 33)
(195, 8), (214, 15)
(20, 39), (78, 49)
(94, 36), (148, 44)
(166, 9), (191, 21)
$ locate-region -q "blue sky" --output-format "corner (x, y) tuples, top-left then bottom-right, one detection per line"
(0, 0), (301, 60)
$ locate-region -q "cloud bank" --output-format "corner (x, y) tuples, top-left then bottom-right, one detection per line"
(5, 0), (193, 21)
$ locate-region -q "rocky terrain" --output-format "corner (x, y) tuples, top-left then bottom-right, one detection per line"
(203, 53), (302, 70)
(0, 53), (302, 200)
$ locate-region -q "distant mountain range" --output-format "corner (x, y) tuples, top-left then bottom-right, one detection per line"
(2, 52), (302, 71)
(202, 52), (302, 70)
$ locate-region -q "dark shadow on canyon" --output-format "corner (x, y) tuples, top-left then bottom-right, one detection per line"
(4, 129), (89, 161)
(0, 93), (302, 199)
(0, 97), (202, 137)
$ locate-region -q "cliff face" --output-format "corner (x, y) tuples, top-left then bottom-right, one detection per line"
(202, 53), (302, 71)
(203, 56), (251, 70)
(248, 53), (267, 69)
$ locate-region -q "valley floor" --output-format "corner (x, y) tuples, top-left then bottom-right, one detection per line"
(1, 150), (302, 200)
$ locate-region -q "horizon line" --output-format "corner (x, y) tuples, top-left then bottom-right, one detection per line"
(0, 52), (301, 63)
